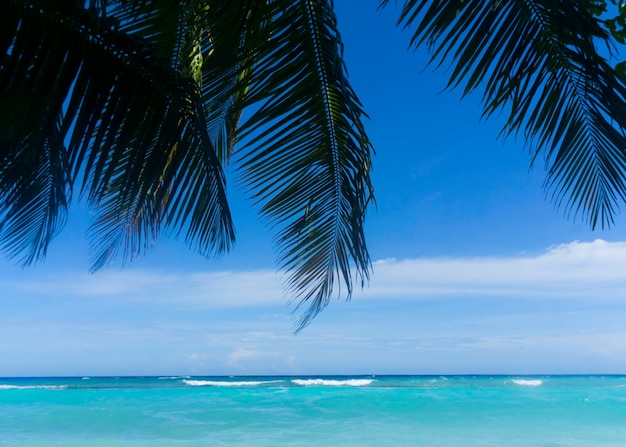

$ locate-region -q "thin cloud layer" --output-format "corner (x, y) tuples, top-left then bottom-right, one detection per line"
(366, 239), (626, 299)
(5, 240), (626, 307)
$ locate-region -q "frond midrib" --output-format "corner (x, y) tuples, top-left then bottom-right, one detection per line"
(302, 0), (343, 287)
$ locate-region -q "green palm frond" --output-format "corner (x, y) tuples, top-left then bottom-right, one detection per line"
(113, 0), (258, 162)
(232, 0), (375, 328)
(198, 0), (266, 163)
(384, 0), (626, 228)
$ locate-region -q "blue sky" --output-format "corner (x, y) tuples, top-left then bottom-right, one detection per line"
(3, 1), (626, 377)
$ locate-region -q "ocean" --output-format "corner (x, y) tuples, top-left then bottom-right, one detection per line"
(1, 375), (625, 446)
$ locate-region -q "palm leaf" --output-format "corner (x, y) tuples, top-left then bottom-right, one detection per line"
(0, 0), (234, 268)
(0, 114), (70, 264)
(197, 0), (267, 163)
(2, 0), (373, 328)
(384, 0), (626, 228)
(230, 0), (375, 328)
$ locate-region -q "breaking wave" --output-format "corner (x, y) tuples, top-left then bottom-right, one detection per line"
(292, 379), (374, 387)
(183, 379), (278, 387)
(0, 384), (68, 390)
(512, 379), (543, 387)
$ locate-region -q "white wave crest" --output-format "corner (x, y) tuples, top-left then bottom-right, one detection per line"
(512, 379), (543, 387)
(0, 384), (67, 390)
(292, 379), (374, 387)
(159, 376), (191, 380)
(183, 379), (275, 387)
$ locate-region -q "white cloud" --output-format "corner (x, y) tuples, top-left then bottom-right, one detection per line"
(363, 239), (626, 299)
(5, 239), (626, 307)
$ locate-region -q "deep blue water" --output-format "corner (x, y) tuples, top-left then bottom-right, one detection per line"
(1, 375), (626, 446)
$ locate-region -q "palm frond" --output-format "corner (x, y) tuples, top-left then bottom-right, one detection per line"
(0, 114), (70, 264)
(232, 0), (375, 329)
(110, 0), (256, 163)
(384, 0), (626, 228)
(0, 0), (234, 268)
(2, 0), (374, 328)
(198, 0), (265, 163)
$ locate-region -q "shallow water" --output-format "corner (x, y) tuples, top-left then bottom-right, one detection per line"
(1, 375), (625, 446)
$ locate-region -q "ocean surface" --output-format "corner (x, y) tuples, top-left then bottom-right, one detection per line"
(1, 375), (625, 446)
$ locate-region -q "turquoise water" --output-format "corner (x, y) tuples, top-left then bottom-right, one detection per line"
(1, 376), (626, 446)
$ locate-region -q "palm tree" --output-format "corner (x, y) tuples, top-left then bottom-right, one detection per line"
(2, 0), (626, 327)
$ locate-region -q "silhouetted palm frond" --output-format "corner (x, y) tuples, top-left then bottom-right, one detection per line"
(384, 0), (626, 228)
(0, 0), (234, 269)
(232, 0), (374, 328)
(0, 0), (374, 327)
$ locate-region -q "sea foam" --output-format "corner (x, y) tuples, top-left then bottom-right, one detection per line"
(292, 379), (374, 387)
(512, 379), (543, 386)
(183, 379), (276, 387)
(0, 384), (67, 390)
